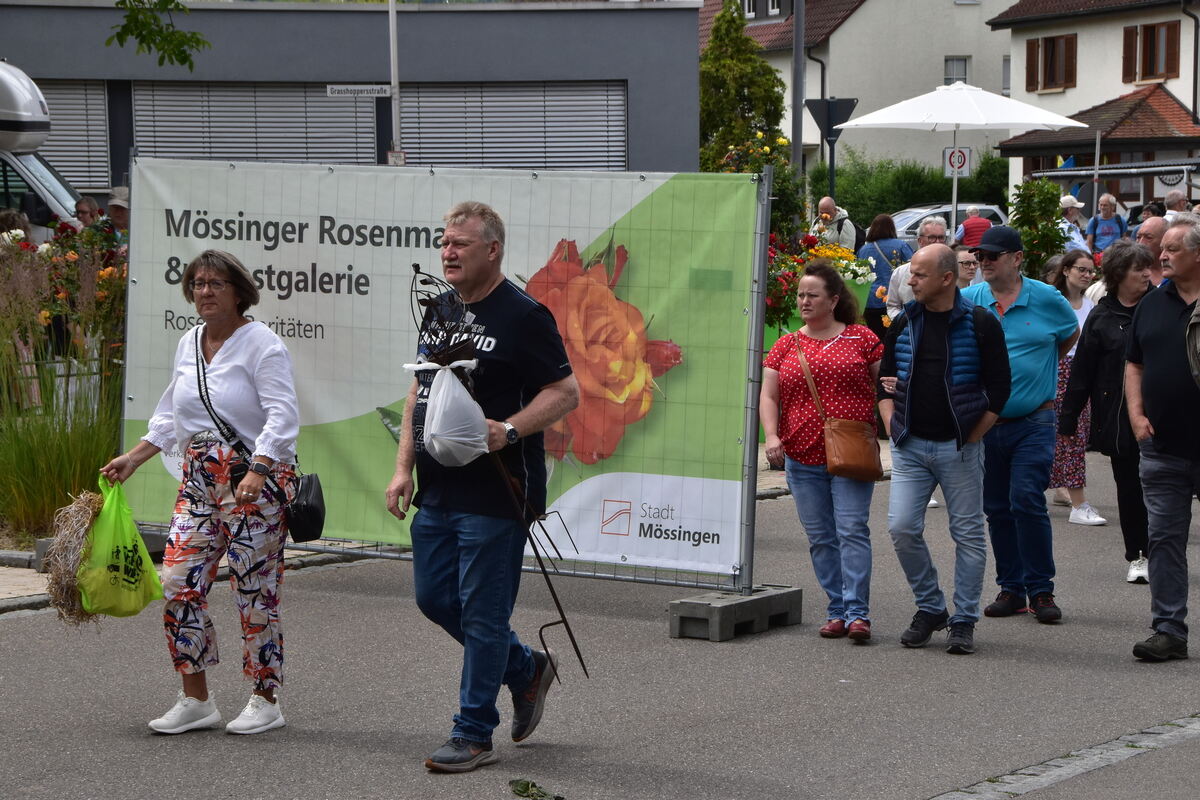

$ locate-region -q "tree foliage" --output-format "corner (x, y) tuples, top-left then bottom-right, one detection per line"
(107, 0), (211, 72)
(1009, 178), (1068, 279)
(807, 147), (1011, 230)
(699, 0), (785, 172)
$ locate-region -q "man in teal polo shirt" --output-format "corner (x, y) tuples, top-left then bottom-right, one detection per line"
(963, 227), (1079, 623)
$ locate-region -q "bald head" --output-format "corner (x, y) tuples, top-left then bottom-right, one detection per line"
(818, 196), (836, 218)
(908, 244), (958, 309)
(1135, 214), (1167, 259)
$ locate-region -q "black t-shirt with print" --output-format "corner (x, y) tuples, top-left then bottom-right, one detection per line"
(412, 279), (572, 520)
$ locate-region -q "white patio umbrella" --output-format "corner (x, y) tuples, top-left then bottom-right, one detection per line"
(836, 81), (1087, 234)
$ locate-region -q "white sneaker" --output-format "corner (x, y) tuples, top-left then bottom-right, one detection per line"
(1127, 554), (1149, 584)
(927, 496), (941, 508)
(1069, 503), (1107, 526)
(225, 694), (285, 735)
(148, 690), (221, 734)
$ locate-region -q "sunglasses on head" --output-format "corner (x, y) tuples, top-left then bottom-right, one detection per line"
(972, 250), (1013, 262)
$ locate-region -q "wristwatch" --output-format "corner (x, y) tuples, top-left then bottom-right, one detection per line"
(249, 461), (271, 476)
(503, 421), (519, 445)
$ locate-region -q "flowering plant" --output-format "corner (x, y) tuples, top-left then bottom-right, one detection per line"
(763, 230), (876, 331)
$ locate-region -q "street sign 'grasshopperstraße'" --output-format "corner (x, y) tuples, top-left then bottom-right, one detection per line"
(326, 85), (392, 98)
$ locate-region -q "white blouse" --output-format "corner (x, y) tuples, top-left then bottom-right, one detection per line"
(144, 322), (300, 463)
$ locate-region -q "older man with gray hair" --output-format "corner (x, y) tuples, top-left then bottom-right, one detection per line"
(1125, 212), (1200, 662)
(1162, 189), (1189, 223)
(887, 216), (949, 320)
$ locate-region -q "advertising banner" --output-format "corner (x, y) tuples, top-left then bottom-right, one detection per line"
(125, 158), (760, 576)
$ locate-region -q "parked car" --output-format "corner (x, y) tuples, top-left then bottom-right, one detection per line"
(891, 203), (1009, 249)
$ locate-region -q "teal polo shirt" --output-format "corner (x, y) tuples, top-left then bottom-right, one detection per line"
(963, 277), (1078, 418)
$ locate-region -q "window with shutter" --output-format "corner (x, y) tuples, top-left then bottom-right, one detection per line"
(35, 80), (111, 192)
(1123, 21), (1182, 82)
(131, 83), (376, 164)
(397, 82), (627, 171)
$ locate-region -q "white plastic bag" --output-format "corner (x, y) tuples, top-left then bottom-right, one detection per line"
(405, 359), (489, 467)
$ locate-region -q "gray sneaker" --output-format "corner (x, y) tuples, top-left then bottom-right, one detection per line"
(900, 609), (949, 648)
(424, 737), (498, 773)
(946, 622), (976, 655)
(148, 690), (221, 734)
(511, 648), (558, 742)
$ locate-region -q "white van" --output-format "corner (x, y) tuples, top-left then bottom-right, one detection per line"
(0, 60), (81, 242)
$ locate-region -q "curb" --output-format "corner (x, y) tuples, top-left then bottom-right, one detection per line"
(0, 549), (373, 617)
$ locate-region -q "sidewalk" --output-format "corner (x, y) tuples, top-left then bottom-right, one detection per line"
(0, 442), (894, 609)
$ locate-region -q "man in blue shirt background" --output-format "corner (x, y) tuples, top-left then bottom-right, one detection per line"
(963, 227), (1079, 624)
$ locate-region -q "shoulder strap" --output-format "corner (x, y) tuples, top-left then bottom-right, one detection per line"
(792, 334), (826, 421)
(873, 242), (889, 264)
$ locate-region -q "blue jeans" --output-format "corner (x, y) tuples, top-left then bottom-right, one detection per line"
(1137, 438), (1200, 639)
(784, 458), (874, 622)
(981, 408), (1057, 598)
(888, 436), (987, 624)
(410, 506), (536, 743)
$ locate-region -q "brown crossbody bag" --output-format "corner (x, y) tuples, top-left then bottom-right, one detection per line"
(794, 334), (883, 483)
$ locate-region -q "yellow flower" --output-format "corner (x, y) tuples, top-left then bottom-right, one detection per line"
(777, 137), (789, 146)
(882, 315), (892, 328)
(65, 250), (79, 262)
(875, 286), (888, 300)
(38, 310), (51, 326)
(98, 266), (115, 280)
(763, 146), (770, 154)
(755, 131), (764, 140)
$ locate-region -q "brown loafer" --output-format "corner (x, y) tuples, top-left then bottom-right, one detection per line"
(819, 619), (848, 638)
(847, 619), (872, 641)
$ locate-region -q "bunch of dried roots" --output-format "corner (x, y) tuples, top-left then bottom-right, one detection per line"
(45, 490), (104, 625)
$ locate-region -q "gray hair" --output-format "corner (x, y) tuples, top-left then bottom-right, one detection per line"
(1168, 211), (1200, 252)
(1165, 189), (1187, 210)
(966, 205), (979, 215)
(1099, 193), (1117, 207)
(917, 216), (948, 237)
(76, 196), (100, 213)
(445, 201), (505, 254)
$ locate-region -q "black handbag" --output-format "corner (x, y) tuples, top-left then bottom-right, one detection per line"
(193, 327), (325, 542)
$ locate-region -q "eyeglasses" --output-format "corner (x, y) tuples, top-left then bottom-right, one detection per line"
(1072, 266), (1096, 276)
(189, 279), (229, 292)
(921, 234), (948, 242)
(958, 259), (978, 267)
(973, 250), (1014, 262)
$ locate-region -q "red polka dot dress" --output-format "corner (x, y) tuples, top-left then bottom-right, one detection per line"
(764, 325), (883, 465)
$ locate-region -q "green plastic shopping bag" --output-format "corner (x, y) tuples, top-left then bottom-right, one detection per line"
(76, 475), (163, 617)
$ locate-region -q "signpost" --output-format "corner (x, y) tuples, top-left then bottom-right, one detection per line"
(805, 97), (857, 200)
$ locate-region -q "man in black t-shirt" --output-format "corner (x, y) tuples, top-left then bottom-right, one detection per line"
(385, 202), (579, 772)
(878, 244), (1010, 655)
(1125, 212), (1200, 663)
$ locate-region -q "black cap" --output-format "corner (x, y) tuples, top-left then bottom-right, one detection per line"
(972, 226), (1024, 253)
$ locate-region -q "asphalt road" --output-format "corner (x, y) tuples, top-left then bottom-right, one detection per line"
(2, 452), (1198, 800)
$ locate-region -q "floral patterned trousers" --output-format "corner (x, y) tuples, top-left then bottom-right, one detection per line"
(161, 439), (294, 691)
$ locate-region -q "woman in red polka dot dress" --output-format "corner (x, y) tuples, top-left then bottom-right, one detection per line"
(760, 261), (883, 642)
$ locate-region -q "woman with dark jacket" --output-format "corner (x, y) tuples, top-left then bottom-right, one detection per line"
(859, 214), (913, 342)
(1059, 241), (1155, 584)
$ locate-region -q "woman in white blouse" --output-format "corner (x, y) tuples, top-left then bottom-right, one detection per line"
(100, 250), (299, 736)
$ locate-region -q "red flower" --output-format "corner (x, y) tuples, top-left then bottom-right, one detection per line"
(646, 339), (683, 377)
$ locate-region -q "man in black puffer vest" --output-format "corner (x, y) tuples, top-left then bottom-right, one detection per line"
(879, 244), (1010, 655)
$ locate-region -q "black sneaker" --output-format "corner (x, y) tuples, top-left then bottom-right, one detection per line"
(424, 737), (499, 773)
(511, 648), (557, 742)
(900, 609), (949, 648)
(983, 591), (1028, 617)
(946, 622), (976, 655)
(1133, 632), (1189, 662)
(1030, 592), (1062, 624)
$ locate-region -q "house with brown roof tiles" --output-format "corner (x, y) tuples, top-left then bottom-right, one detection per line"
(990, 0), (1200, 207)
(700, 0), (1013, 170)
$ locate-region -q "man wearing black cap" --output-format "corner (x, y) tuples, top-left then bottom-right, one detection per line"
(963, 227), (1079, 623)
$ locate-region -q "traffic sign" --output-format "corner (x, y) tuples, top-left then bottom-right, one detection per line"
(944, 146), (972, 178)
(806, 97), (858, 144)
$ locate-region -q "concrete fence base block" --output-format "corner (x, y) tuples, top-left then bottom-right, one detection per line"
(32, 539), (53, 573)
(669, 584), (803, 642)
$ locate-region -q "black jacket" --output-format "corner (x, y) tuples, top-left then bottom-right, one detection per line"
(1059, 291), (1145, 457)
